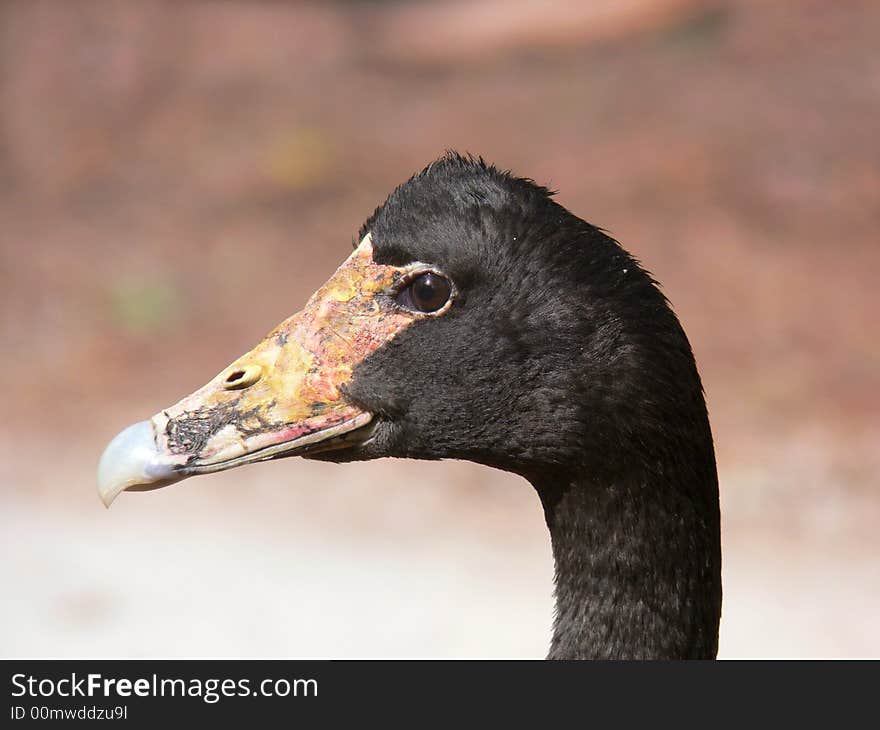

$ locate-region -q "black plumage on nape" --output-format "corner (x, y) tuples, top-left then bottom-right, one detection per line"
(337, 152), (722, 659)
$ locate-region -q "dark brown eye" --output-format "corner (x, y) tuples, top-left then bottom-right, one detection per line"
(397, 272), (452, 313)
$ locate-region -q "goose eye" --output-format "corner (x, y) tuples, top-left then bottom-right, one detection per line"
(397, 272), (452, 313)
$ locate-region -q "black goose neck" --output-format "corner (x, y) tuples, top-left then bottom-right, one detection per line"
(532, 456), (721, 660)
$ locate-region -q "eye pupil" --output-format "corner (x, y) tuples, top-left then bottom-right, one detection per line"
(402, 272), (451, 313)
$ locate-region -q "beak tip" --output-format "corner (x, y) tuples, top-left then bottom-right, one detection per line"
(97, 420), (179, 507)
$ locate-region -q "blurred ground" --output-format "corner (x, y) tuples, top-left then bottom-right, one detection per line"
(1, 0), (878, 657)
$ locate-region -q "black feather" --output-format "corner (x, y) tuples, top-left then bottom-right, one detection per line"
(334, 152), (720, 659)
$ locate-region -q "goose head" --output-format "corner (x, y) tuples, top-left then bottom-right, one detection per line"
(98, 153), (721, 659)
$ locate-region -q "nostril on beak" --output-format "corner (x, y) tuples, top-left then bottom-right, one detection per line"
(223, 364), (262, 390)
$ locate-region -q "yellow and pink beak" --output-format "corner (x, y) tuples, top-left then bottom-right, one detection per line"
(97, 235), (415, 507)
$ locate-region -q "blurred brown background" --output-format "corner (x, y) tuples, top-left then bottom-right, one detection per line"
(1, 0), (877, 658)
